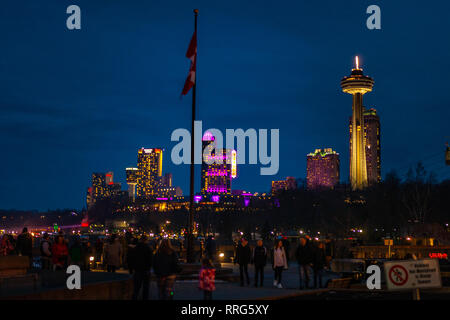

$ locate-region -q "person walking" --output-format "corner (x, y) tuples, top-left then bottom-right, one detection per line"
(0, 234), (14, 256)
(153, 239), (181, 300)
(16, 227), (33, 268)
(252, 240), (267, 287)
(52, 235), (68, 270)
(234, 238), (251, 286)
(69, 238), (82, 266)
(40, 233), (52, 270)
(127, 237), (138, 274)
(104, 235), (122, 273)
(132, 236), (153, 300)
(312, 242), (327, 288)
(82, 240), (93, 271)
(199, 258), (216, 300)
(295, 237), (313, 289)
(95, 238), (104, 269)
(205, 235), (217, 261)
(272, 240), (288, 288)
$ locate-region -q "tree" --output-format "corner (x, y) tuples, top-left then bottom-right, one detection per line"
(402, 162), (434, 224)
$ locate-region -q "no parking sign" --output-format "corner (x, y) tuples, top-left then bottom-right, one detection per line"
(384, 259), (442, 290)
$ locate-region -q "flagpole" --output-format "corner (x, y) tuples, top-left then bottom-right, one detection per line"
(187, 8), (198, 263)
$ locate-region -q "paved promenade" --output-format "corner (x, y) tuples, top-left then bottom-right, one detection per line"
(165, 262), (334, 300)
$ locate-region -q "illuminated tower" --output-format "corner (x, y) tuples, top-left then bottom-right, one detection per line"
(341, 56), (374, 190)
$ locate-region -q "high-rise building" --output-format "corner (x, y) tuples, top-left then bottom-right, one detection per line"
(271, 177), (297, 195)
(364, 108), (381, 184)
(349, 108), (381, 185)
(162, 173), (173, 187)
(107, 182), (122, 197)
(306, 148), (340, 190)
(136, 148), (163, 199)
(341, 56), (374, 190)
(126, 167), (139, 201)
(271, 180), (287, 194)
(157, 186), (183, 198)
(286, 176), (297, 190)
(201, 132), (234, 195)
(105, 172), (114, 185)
(89, 172), (123, 205)
(86, 187), (94, 209)
(446, 143), (450, 165)
(92, 173), (107, 200)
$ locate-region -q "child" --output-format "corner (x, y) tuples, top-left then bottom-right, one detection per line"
(199, 258), (216, 300)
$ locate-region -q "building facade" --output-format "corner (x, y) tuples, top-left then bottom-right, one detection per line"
(349, 108), (381, 185)
(136, 148), (163, 199)
(201, 132), (234, 195)
(126, 167), (139, 201)
(306, 148), (340, 190)
(271, 177), (297, 195)
(92, 173), (107, 200)
(162, 173), (173, 187)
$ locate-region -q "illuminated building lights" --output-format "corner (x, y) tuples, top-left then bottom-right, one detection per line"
(136, 147), (163, 198)
(271, 177), (297, 195)
(306, 148), (340, 190)
(201, 134), (234, 195)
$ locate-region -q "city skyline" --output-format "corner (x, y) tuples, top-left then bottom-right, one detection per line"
(1, 1), (449, 210)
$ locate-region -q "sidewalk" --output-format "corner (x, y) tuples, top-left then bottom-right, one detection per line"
(169, 262), (334, 300)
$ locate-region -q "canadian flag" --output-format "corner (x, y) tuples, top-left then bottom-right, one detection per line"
(181, 31), (197, 96)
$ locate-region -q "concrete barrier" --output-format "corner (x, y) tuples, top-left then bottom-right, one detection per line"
(0, 256), (29, 277)
(4, 272), (133, 300)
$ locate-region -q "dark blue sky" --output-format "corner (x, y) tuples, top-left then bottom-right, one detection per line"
(0, 0), (449, 210)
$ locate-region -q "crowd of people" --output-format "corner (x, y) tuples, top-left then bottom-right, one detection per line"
(0, 228), (185, 300)
(1, 228), (98, 271)
(234, 236), (331, 289)
(1, 227), (333, 300)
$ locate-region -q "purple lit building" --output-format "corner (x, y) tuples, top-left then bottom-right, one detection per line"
(306, 148), (340, 190)
(201, 132), (234, 195)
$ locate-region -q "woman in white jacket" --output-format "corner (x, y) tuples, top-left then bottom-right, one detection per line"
(272, 240), (288, 288)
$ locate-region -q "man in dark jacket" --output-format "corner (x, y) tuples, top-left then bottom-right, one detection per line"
(40, 233), (52, 270)
(17, 227), (33, 269)
(132, 236), (153, 300)
(234, 238), (251, 286)
(252, 240), (267, 287)
(127, 237), (138, 274)
(312, 242), (327, 288)
(205, 235), (217, 261)
(295, 237), (313, 289)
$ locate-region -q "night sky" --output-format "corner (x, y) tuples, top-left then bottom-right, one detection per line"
(0, 0), (449, 210)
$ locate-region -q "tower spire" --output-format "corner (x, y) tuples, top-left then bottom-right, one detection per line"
(341, 57), (374, 190)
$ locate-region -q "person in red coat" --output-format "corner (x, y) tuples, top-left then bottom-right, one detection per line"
(52, 235), (68, 270)
(199, 258), (216, 300)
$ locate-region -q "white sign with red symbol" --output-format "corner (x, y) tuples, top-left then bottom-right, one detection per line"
(384, 259), (442, 290)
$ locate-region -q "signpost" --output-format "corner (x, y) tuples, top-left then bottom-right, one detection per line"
(384, 258), (442, 300)
(384, 239), (393, 258)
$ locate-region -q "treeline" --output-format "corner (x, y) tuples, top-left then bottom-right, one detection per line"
(88, 163), (450, 244)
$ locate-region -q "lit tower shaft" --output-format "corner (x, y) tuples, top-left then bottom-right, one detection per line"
(341, 56), (374, 190)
